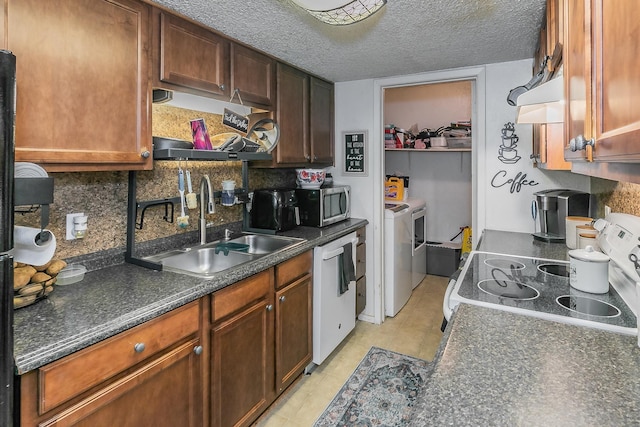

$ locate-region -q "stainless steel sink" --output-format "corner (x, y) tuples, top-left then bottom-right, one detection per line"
(144, 233), (305, 278)
(224, 234), (303, 255)
(159, 248), (257, 278)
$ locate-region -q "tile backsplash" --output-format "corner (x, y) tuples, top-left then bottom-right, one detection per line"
(15, 105), (295, 259)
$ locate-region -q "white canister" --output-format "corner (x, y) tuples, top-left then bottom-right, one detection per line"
(565, 216), (593, 249)
(569, 246), (610, 294)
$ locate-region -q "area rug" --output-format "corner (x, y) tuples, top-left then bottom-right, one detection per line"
(313, 347), (431, 427)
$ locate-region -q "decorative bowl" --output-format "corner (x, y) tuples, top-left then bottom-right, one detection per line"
(295, 169), (326, 189)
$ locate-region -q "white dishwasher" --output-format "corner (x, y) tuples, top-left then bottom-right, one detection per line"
(312, 231), (358, 365)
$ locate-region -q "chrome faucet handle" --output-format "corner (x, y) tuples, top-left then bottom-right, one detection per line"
(224, 229), (233, 240)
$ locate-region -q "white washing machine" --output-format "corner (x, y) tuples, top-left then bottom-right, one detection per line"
(384, 202), (413, 317)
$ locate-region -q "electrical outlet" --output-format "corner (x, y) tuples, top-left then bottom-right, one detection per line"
(66, 213), (85, 240)
(604, 205), (611, 217)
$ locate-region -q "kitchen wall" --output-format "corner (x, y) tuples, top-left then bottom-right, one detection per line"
(15, 105), (295, 259)
(331, 59), (610, 324)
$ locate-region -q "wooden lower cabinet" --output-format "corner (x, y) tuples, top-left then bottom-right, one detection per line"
(210, 285), (275, 427)
(19, 301), (204, 427)
(275, 273), (312, 393)
(18, 253), (314, 427)
(210, 252), (313, 427)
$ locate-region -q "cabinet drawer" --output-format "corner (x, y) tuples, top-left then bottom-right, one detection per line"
(356, 243), (366, 280)
(212, 269), (272, 322)
(275, 251), (312, 289)
(38, 301), (200, 413)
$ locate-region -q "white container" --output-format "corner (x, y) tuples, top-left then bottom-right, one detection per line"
(569, 246), (610, 294)
(430, 136), (447, 147)
(565, 216), (593, 249)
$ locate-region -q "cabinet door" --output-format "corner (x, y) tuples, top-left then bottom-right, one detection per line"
(155, 10), (229, 97)
(37, 339), (203, 427)
(211, 298), (274, 427)
(536, 123), (571, 170)
(275, 274), (312, 393)
(563, 0), (593, 162)
(275, 62), (309, 164)
(231, 43), (275, 108)
(9, 0), (152, 171)
(589, 0), (640, 160)
(309, 76), (334, 165)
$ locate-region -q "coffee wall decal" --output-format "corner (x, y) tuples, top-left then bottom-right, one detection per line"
(498, 122), (521, 164)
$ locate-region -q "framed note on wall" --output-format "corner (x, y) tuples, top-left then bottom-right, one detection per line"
(343, 131), (368, 176)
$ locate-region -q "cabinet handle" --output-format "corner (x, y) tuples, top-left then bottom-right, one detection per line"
(134, 343), (146, 353)
(313, 156), (318, 161)
(279, 295), (286, 303)
(266, 304), (273, 312)
(140, 150), (150, 159)
(193, 345), (203, 355)
(569, 135), (595, 152)
(220, 84), (226, 92)
(305, 155), (311, 161)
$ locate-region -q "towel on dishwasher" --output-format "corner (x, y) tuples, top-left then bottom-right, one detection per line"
(338, 243), (356, 295)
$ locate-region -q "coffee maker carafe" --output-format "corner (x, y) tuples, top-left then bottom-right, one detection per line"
(532, 189), (591, 242)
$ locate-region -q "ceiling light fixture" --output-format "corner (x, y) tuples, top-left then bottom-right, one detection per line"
(291, 0), (387, 25)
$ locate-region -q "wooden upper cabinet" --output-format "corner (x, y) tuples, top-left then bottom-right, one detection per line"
(231, 43), (275, 108)
(8, 0), (152, 171)
(309, 76), (335, 165)
(563, 0), (592, 162)
(272, 62), (334, 167)
(154, 10), (230, 97)
(589, 0), (640, 161)
(276, 62), (310, 164)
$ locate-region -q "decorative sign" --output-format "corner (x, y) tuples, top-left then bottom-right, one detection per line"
(343, 131), (367, 176)
(222, 108), (249, 134)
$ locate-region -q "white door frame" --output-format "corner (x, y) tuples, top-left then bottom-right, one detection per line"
(372, 67), (486, 324)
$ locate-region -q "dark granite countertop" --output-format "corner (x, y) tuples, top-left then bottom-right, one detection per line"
(13, 218), (367, 374)
(410, 304), (640, 426)
(476, 229), (570, 260)
(411, 229), (640, 425)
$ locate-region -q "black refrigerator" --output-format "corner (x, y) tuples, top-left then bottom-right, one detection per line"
(0, 49), (17, 427)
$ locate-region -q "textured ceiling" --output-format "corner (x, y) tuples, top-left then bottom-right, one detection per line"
(149, 0), (547, 82)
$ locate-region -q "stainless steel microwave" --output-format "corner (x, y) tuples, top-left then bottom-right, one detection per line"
(295, 185), (351, 227)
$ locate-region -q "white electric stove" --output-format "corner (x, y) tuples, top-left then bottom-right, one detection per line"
(444, 213), (640, 337)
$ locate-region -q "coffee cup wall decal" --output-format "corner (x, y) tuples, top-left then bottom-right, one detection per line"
(498, 122), (521, 164)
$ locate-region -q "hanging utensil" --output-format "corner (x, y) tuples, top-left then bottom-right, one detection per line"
(185, 168), (197, 210)
(177, 164), (189, 228)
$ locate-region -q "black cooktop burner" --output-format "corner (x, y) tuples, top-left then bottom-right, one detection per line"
(484, 258), (526, 270)
(477, 279), (540, 300)
(538, 263), (570, 278)
(556, 295), (621, 318)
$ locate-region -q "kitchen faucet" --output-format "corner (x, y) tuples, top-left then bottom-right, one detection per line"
(199, 175), (215, 245)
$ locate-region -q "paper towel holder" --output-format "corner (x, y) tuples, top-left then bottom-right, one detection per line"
(15, 177), (54, 229)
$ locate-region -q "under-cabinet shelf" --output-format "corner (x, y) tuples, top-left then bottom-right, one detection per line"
(154, 148), (272, 161)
